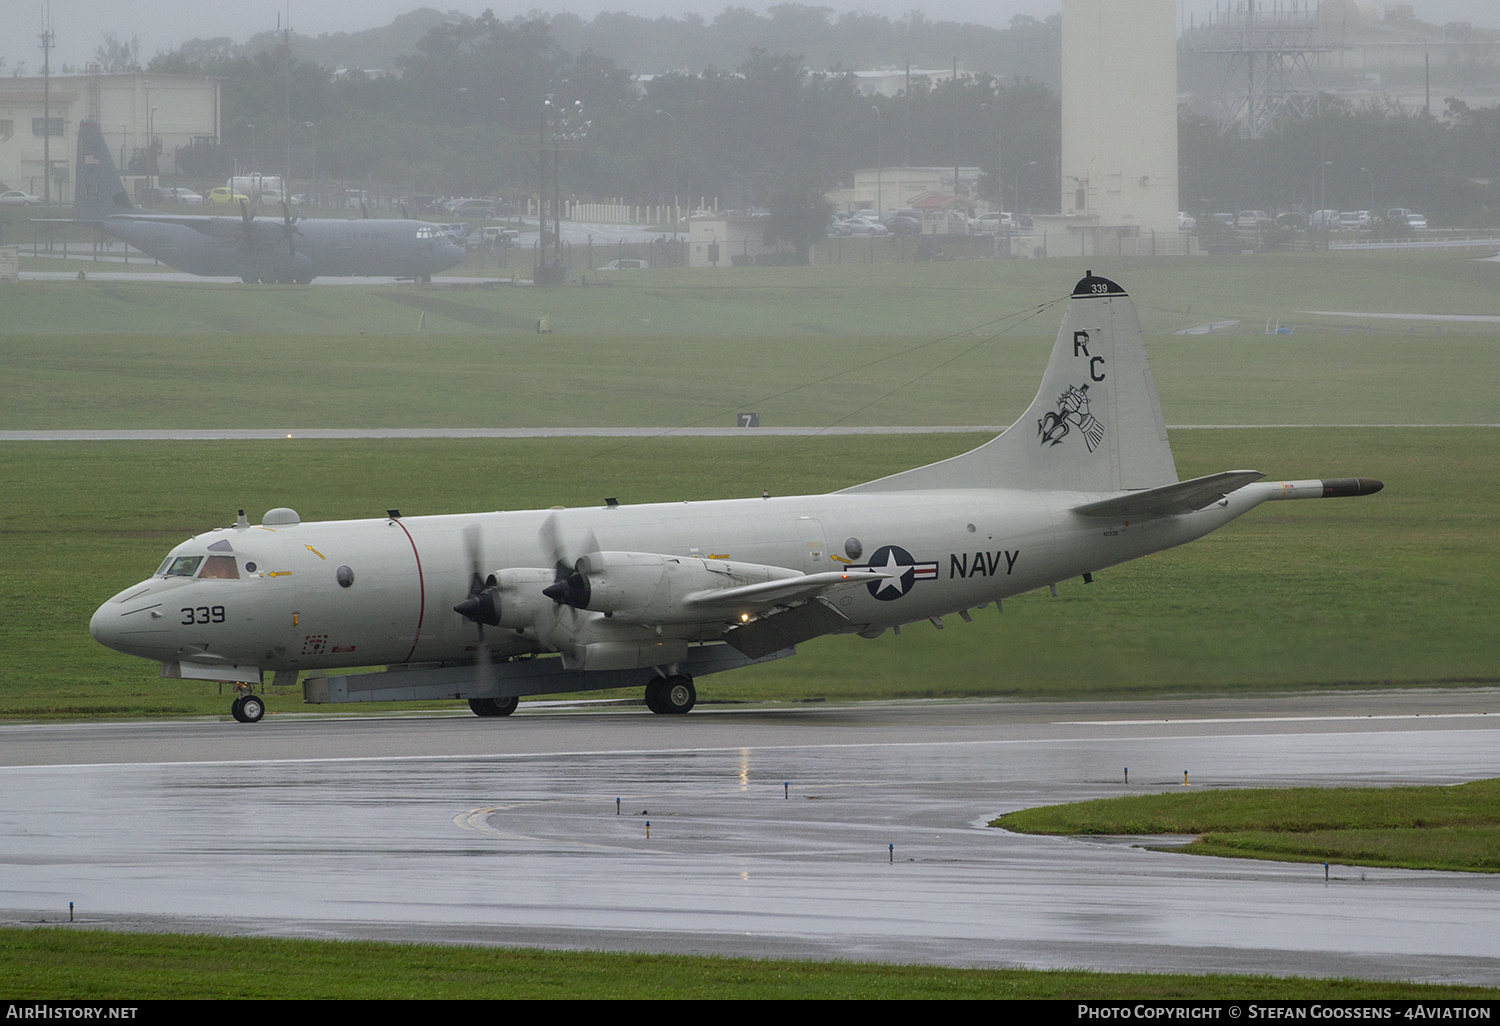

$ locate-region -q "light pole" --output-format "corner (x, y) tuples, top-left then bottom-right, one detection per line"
(1320, 159), (1333, 213)
(1360, 166), (1374, 212)
(871, 105), (882, 219)
(147, 106), (158, 188)
(303, 122), (315, 207)
(655, 109), (680, 227)
(980, 101), (1002, 210)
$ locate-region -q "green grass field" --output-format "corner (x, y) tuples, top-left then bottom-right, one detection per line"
(994, 779), (1500, 874)
(1, 426), (1494, 719)
(4, 927), (1496, 999)
(1, 254), (1496, 428)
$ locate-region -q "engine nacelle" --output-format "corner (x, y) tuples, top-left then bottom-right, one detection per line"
(488, 567), (557, 630)
(576, 551), (801, 623)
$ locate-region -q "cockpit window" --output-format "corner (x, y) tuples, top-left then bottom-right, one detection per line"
(199, 555), (240, 580)
(163, 556), (203, 578)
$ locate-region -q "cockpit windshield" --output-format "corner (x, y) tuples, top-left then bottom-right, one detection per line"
(162, 555), (203, 578)
(415, 225), (440, 239)
(199, 555), (240, 579)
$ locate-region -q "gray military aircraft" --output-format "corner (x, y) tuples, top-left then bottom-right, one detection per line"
(68, 119), (466, 283)
(90, 273), (1381, 722)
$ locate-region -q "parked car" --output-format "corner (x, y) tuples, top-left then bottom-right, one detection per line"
(1309, 209), (1340, 229)
(1177, 211), (1197, 231)
(1405, 212), (1428, 229)
(207, 187), (250, 205)
(596, 258), (648, 270)
(144, 187), (203, 206)
(839, 216), (888, 237)
(970, 211), (1014, 233)
(482, 226), (521, 247)
(1236, 210), (1271, 229)
(0, 189), (40, 206)
(885, 214), (923, 236)
(447, 198), (499, 218)
(1276, 211), (1306, 228)
(1339, 211), (1373, 230)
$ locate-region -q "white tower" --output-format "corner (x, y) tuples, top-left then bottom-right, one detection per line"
(1060, 0), (1179, 237)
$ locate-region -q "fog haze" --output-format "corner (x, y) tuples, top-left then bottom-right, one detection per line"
(3, 0), (1497, 73)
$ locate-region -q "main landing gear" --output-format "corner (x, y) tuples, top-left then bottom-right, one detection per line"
(469, 696), (519, 717)
(644, 674), (696, 715)
(230, 684), (264, 724)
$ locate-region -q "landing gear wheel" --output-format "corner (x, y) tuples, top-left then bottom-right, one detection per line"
(643, 678), (664, 713)
(661, 674), (696, 715)
(469, 696), (519, 717)
(230, 696), (247, 722)
(238, 694), (265, 723)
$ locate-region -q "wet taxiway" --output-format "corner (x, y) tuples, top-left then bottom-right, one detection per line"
(2, 690), (1497, 984)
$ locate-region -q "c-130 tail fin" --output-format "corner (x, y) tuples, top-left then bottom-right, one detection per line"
(73, 120), (135, 223)
(844, 273), (1178, 495)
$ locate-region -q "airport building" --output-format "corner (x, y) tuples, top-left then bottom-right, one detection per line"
(0, 72), (219, 205)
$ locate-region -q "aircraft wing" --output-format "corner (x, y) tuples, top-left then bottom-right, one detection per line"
(106, 213), (253, 241)
(679, 568), (892, 614)
(1071, 470), (1265, 518)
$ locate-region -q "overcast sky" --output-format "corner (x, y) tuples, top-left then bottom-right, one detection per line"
(4, 0), (1496, 73)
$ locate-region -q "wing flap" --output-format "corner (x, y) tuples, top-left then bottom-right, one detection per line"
(1072, 470), (1265, 518)
(679, 568), (891, 614)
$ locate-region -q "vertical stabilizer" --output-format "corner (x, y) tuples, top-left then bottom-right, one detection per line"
(844, 273), (1177, 494)
(73, 120), (135, 223)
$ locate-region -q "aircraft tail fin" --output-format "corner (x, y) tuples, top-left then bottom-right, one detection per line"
(73, 120), (135, 223)
(843, 273), (1178, 494)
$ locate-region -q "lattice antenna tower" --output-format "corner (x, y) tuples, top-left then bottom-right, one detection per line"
(1183, 1), (1346, 138)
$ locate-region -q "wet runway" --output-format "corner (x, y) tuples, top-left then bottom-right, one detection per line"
(2, 690), (1498, 983)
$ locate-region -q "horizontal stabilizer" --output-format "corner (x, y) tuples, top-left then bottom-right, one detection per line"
(681, 568), (891, 614)
(1072, 470), (1265, 518)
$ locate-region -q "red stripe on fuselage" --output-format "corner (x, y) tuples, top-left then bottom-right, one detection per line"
(390, 518), (426, 663)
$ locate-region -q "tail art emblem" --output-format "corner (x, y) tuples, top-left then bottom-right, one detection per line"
(1038, 384), (1104, 452)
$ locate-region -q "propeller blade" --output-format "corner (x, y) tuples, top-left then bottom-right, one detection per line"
(453, 524), (500, 688)
(538, 515), (599, 607)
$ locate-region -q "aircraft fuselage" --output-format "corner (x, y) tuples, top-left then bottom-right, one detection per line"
(90, 486), (1265, 679)
(97, 214), (468, 282)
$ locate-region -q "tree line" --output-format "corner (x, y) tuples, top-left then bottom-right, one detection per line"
(146, 10), (1496, 229)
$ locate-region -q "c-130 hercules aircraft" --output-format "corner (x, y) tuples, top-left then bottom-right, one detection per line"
(67, 120), (466, 284)
(90, 274), (1381, 722)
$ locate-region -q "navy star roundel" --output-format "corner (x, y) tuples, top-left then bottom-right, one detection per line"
(852, 545), (940, 601)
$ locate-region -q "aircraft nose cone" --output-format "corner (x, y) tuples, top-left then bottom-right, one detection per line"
(89, 600), (119, 648)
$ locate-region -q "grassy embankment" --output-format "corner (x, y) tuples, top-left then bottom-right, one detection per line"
(995, 779), (1500, 874)
(3, 926), (1497, 999)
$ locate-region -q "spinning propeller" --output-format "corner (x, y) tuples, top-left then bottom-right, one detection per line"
(538, 512), (598, 609)
(453, 523), (499, 685)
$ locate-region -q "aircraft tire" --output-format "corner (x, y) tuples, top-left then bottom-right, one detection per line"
(643, 679), (666, 714)
(468, 697), (519, 717)
(230, 696), (247, 723)
(661, 675), (696, 715)
(239, 694), (265, 723)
